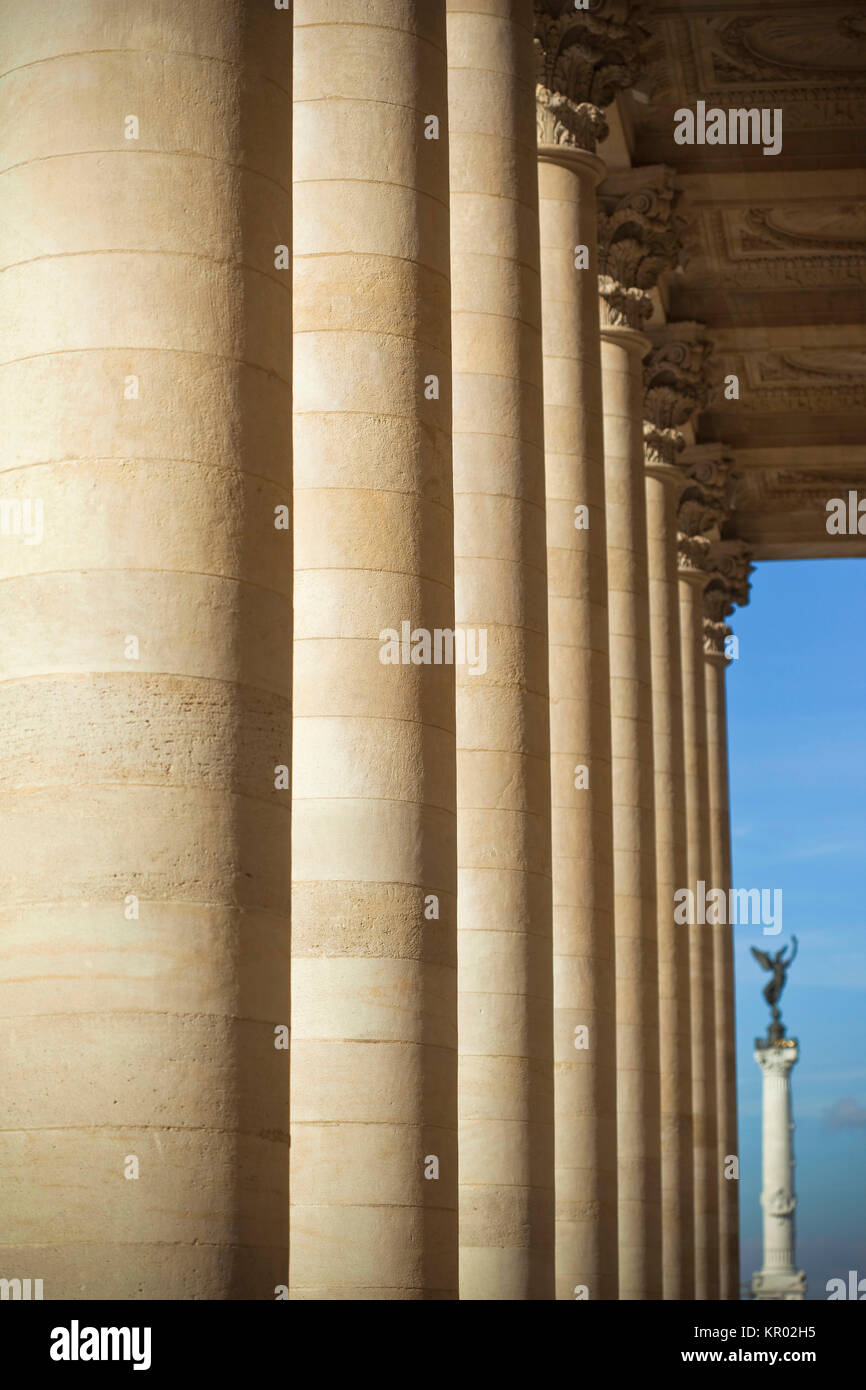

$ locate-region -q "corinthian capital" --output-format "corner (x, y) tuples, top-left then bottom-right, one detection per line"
(676, 442), (738, 524)
(644, 325), (715, 430)
(643, 324), (715, 472)
(704, 539), (754, 622)
(597, 167), (686, 330)
(676, 531), (711, 582)
(536, 85), (608, 155)
(676, 443), (738, 580)
(534, 0), (648, 154)
(703, 617), (732, 661)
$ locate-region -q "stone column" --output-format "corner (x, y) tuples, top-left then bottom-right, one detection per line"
(751, 1039), (806, 1300)
(534, 0), (645, 1301)
(642, 327), (713, 1299)
(0, 1), (292, 1300)
(704, 540), (753, 1300)
(447, 0), (553, 1300)
(291, 1), (457, 1299)
(676, 444), (736, 1299)
(597, 168), (683, 1300)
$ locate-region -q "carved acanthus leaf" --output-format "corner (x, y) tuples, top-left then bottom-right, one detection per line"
(534, 1), (650, 153)
(703, 617), (731, 659)
(677, 530), (711, 578)
(597, 168), (687, 327)
(536, 85), (608, 152)
(643, 328), (715, 433)
(704, 539), (754, 618)
(598, 275), (652, 330)
(676, 444), (739, 559)
(643, 421), (685, 470)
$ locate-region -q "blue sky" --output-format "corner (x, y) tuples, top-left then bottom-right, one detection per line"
(727, 557), (866, 1299)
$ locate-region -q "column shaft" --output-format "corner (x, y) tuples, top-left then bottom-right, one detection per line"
(448, 0), (554, 1300)
(0, 0), (292, 1297)
(706, 651), (739, 1300)
(538, 149), (617, 1300)
(291, 1), (457, 1299)
(679, 573), (720, 1299)
(601, 327), (662, 1300)
(646, 469), (694, 1300)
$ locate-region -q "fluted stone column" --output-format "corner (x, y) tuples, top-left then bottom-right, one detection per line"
(704, 540), (753, 1301)
(597, 169), (683, 1300)
(534, 0), (647, 1298)
(676, 444), (736, 1300)
(291, 1), (457, 1299)
(642, 328), (711, 1301)
(448, 0), (554, 1300)
(0, 1), (292, 1298)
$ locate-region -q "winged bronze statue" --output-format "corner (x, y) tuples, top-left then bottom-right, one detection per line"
(751, 936), (798, 1020)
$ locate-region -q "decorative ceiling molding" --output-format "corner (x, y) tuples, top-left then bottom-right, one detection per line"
(736, 469), (866, 510)
(636, 10), (866, 132)
(687, 207), (866, 290)
(707, 13), (866, 88)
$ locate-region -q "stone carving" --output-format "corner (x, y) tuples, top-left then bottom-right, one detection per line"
(702, 540), (753, 658)
(737, 469), (866, 510)
(644, 327), (714, 419)
(677, 443), (738, 513)
(643, 421), (685, 471)
(703, 539), (753, 614)
(765, 1188), (796, 1218)
(703, 618), (731, 661)
(597, 168), (686, 328)
(710, 14), (866, 86)
(688, 207), (866, 293)
(741, 206), (866, 256)
(598, 277), (653, 330)
(536, 84), (608, 152)
(676, 530), (711, 579)
(642, 327), (714, 468)
(534, 0), (649, 152)
(676, 444), (738, 576)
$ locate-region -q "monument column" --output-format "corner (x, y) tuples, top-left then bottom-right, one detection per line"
(676, 443), (737, 1299)
(642, 326), (713, 1300)
(597, 168), (683, 1300)
(291, 0), (457, 1299)
(447, 0), (554, 1300)
(704, 540), (754, 1300)
(750, 937), (806, 1304)
(533, 0), (646, 1300)
(752, 1042), (805, 1300)
(0, 0), (292, 1299)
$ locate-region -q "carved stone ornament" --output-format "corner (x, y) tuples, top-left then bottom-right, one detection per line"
(704, 538), (754, 619)
(536, 84), (608, 153)
(643, 421), (685, 470)
(534, 0), (649, 153)
(598, 168), (686, 328)
(703, 617), (731, 660)
(676, 529), (711, 579)
(643, 326), (715, 470)
(643, 329), (715, 431)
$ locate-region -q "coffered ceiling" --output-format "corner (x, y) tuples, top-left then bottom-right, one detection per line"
(602, 0), (866, 559)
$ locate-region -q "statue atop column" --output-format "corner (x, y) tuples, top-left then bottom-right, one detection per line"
(751, 936), (798, 1043)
